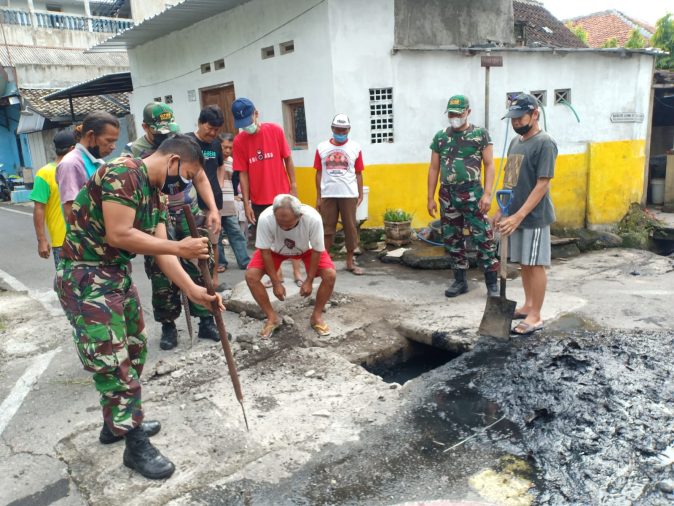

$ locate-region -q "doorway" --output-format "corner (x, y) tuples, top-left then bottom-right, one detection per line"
(200, 83), (236, 135)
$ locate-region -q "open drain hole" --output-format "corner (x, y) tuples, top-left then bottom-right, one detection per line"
(361, 341), (461, 384)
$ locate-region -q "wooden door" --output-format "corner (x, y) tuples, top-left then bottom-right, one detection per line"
(200, 84), (236, 135)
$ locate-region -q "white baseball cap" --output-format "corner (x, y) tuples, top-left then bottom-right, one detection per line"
(331, 113), (351, 128)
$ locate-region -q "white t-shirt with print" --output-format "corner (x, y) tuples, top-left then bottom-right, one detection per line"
(314, 139), (363, 198)
(255, 204), (325, 255)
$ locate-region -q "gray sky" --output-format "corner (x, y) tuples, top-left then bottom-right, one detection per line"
(541, 0), (671, 26)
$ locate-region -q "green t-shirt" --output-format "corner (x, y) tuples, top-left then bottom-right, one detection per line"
(430, 125), (492, 184)
(61, 157), (167, 265)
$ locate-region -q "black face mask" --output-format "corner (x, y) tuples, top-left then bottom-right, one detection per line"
(151, 133), (169, 148)
(514, 124), (533, 136)
(88, 145), (102, 159)
(161, 159), (190, 195)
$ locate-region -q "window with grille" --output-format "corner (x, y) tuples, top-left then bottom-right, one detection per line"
(506, 91), (523, 107)
(369, 87), (393, 143)
(164, 95), (173, 104)
(214, 58), (225, 70)
(530, 90), (547, 106)
(201, 63), (211, 74)
(153, 97), (161, 102)
(261, 46), (275, 59)
(282, 98), (308, 149)
(554, 89), (571, 104)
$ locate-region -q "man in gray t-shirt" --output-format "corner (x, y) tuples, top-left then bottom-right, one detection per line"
(496, 94), (557, 336)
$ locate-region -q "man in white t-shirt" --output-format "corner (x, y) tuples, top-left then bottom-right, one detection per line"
(314, 113), (365, 275)
(245, 194), (336, 338)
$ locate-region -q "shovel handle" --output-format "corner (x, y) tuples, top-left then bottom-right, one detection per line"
(496, 189), (513, 216)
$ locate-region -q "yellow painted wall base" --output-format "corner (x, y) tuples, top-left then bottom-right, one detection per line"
(296, 139), (645, 229)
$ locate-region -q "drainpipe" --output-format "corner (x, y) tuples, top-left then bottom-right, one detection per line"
(83, 0), (93, 32)
(642, 57), (656, 206)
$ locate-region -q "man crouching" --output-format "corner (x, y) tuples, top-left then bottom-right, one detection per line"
(245, 194), (336, 338)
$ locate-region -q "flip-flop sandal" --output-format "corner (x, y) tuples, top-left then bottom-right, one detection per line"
(311, 322), (331, 337)
(346, 266), (365, 276)
(294, 278), (303, 287)
(217, 265), (227, 273)
(511, 321), (544, 336)
(513, 311), (528, 320)
(260, 320), (281, 339)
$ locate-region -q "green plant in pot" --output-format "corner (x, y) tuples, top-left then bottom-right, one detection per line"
(383, 208), (413, 246)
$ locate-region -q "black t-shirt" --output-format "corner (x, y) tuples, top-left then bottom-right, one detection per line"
(187, 132), (224, 210)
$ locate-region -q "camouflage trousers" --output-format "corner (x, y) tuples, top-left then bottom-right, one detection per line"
(55, 260), (146, 436)
(439, 181), (499, 272)
(144, 203), (214, 323)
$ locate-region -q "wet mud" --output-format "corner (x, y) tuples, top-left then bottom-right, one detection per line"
(180, 318), (674, 505)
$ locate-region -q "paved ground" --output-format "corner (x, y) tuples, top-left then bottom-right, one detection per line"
(1, 201), (673, 505)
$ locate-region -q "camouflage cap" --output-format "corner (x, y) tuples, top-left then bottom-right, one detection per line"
(142, 102), (180, 134)
(446, 95), (470, 114)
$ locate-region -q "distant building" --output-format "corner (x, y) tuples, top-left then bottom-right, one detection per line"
(0, 0), (132, 175)
(567, 10), (655, 48)
(93, 0), (659, 229)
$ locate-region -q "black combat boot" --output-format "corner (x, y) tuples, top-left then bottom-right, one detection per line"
(484, 270), (499, 298)
(123, 426), (175, 480)
(99, 420), (162, 444)
(198, 316), (232, 342)
(445, 269), (469, 297)
(159, 321), (178, 350)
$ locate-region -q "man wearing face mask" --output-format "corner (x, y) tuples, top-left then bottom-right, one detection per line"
(56, 111), (120, 219)
(231, 97), (303, 286)
(494, 93), (556, 336)
(124, 102), (222, 350)
(314, 113), (365, 275)
(55, 135), (224, 480)
(427, 95), (499, 298)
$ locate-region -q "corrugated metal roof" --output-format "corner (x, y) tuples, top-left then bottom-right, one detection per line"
(44, 72), (132, 100)
(89, 0), (250, 52)
(21, 87), (130, 121)
(0, 44), (128, 66)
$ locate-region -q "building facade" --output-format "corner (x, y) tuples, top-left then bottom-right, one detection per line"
(96, 0), (657, 229)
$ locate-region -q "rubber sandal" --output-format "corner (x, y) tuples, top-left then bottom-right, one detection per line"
(511, 321), (544, 336)
(513, 311), (528, 320)
(311, 321), (331, 337)
(260, 320), (281, 339)
(217, 265), (227, 273)
(346, 266), (365, 276)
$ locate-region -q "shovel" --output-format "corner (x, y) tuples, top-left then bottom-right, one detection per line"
(478, 189), (516, 340)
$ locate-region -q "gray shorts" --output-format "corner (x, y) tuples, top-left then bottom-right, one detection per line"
(508, 226), (551, 266)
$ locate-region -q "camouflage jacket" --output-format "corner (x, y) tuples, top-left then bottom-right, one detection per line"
(61, 157), (167, 265)
(430, 125), (492, 185)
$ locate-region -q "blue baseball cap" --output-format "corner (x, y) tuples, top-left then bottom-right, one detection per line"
(232, 97), (255, 128)
(502, 93), (538, 119)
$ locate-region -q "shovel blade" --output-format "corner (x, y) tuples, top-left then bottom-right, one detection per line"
(478, 296), (517, 340)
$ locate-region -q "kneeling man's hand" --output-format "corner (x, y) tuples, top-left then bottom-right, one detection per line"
(300, 279), (312, 297)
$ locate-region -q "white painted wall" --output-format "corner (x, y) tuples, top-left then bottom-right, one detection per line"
(128, 0), (655, 168)
(128, 0), (335, 167)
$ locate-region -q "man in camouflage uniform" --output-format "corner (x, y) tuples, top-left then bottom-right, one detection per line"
(56, 135), (222, 479)
(427, 95), (499, 298)
(124, 102), (222, 351)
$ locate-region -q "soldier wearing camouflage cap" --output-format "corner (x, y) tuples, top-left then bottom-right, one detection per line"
(427, 94), (500, 298)
(123, 102), (224, 351)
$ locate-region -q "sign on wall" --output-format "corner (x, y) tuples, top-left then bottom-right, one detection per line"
(187, 89), (197, 102)
(610, 112), (644, 123)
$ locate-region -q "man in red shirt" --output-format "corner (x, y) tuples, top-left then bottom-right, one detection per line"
(232, 97), (302, 285)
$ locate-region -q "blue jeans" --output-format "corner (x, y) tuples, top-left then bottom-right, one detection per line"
(218, 215), (250, 269)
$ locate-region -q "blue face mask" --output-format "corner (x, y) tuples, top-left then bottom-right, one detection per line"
(333, 133), (348, 143)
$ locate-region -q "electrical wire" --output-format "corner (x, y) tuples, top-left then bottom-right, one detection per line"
(133, 0), (327, 90)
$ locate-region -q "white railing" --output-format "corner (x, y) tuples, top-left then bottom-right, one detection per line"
(0, 8), (133, 33)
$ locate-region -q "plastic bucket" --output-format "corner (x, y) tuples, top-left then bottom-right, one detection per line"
(356, 186), (369, 221)
(651, 178), (665, 205)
